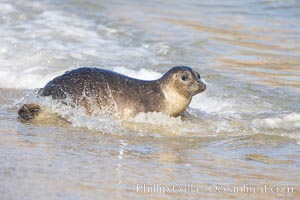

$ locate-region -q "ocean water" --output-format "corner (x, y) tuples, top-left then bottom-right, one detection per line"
(0, 0), (300, 199)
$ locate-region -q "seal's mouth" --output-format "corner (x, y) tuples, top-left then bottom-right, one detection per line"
(191, 81), (206, 95)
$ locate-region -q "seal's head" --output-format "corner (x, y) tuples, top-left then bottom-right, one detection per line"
(163, 66), (206, 98)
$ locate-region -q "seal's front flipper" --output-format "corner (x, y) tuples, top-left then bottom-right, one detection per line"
(18, 104), (42, 122)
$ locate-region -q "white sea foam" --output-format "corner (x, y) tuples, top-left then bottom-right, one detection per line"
(52, 103), (123, 133)
(190, 92), (234, 114)
(19, 94), (124, 134)
(252, 113), (300, 144)
(112, 67), (162, 80)
(253, 113), (300, 130)
(127, 112), (183, 126)
(0, 3), (17, 14)
(0, 3), (158, 89)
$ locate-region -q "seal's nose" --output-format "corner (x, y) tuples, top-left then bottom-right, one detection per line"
(197, 80), (206, 92)
(201, 83), (206, 91)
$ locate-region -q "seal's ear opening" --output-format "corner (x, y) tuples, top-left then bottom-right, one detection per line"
(18, 104), (42, 122)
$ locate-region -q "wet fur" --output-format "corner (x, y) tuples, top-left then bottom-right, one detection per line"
(18, 66), (206, 121)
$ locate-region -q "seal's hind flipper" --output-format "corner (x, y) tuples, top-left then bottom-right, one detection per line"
(18, 104), (42, 122)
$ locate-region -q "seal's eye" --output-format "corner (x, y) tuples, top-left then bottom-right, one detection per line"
(181, 75), (188, 81)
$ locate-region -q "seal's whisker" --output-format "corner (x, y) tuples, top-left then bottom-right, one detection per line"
(183, 89), (193, 98)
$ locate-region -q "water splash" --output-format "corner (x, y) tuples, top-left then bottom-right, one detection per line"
(253, 113), (300, 130)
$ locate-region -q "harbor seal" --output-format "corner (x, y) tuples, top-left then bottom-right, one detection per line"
(18, 66), (206, 121)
